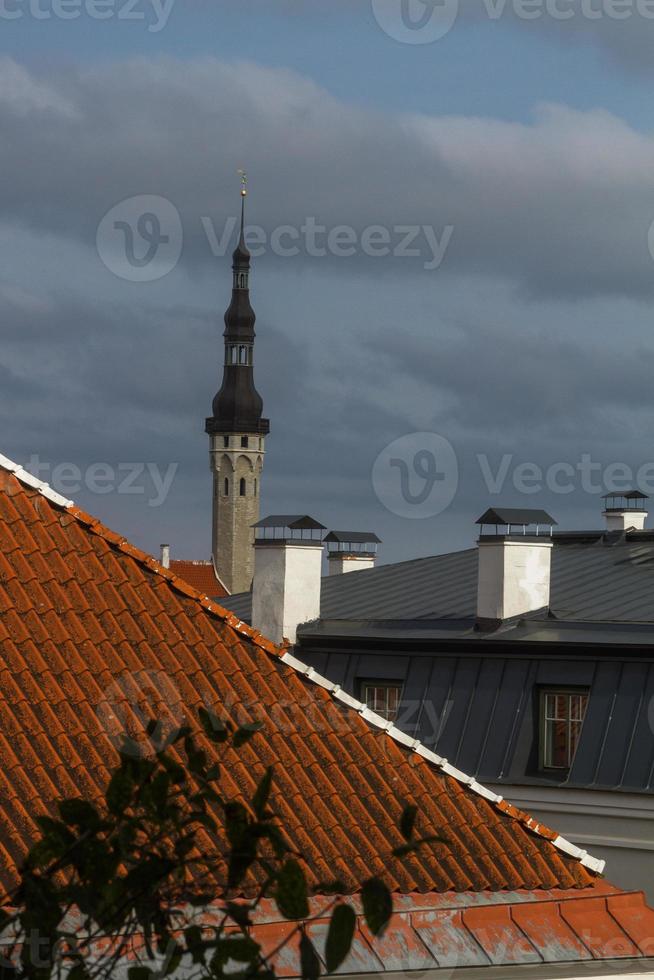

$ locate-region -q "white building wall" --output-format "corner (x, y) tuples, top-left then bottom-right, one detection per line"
(489, 783), (654, 903)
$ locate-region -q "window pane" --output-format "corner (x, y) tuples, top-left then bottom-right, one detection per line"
(542, 690), (589, 769)
(363, 683), (402, 722)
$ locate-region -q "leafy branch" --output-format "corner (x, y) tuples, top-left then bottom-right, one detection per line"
(0, 710), (442, 980)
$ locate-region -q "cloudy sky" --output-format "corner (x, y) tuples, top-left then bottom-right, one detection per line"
(3, 0), (654, 565)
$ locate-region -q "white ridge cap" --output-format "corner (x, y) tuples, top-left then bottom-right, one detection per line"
(0, 453), (73, 509)
(277, 647), (607, 878)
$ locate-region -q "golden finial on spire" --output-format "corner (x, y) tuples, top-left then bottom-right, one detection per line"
(238, 168), (248, 198)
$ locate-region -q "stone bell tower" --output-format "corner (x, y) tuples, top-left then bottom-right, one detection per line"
(205, 176), (270, 594)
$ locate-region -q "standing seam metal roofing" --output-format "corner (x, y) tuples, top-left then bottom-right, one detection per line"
(225, 537), (654, 625)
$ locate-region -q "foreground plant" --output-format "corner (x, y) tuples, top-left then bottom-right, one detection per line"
(0, 711), (440, 980)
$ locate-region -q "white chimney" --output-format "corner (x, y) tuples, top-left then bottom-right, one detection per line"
(602, 491), (648, 532)
(251, 516), (325, 645)
(325, 531), (381, 576)
(475, 509), (556, 626)
(160, 544), (170, 569)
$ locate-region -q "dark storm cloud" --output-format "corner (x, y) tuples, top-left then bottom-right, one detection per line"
(2, 57), (654, 300)
(4, 52), (654, 562)
(378, 315), (654, 440)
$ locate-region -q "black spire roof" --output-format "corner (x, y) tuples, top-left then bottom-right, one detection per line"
(206, 184), (270, 437)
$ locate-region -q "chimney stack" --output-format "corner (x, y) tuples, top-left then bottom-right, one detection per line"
(602, 491), (648, 532)
(324, 531), (381, 575)
(160, 544), (170, 569)
(475, 508), (557, 628)
(251, 516), (326, 644)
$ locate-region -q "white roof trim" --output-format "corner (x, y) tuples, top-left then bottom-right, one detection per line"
(279, 649), (606, 877)
(0, 454), (74, 509)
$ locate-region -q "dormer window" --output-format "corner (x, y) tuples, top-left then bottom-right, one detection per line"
(361, 682), (402, 722)
(540, 689), (589, 770)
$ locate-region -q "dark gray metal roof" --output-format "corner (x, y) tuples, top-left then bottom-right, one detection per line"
(324, 531), (382, 544)
(253, 515), (326, 530)
(476, 508), (557, 527)
(222, 531), (654, 631)
(602, 489), (648, 500)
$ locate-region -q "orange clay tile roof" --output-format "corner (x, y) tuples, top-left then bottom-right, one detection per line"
(168, 560), (228, 598)
(0, 453), (607, 903)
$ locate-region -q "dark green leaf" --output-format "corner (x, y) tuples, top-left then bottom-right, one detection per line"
(261, 823), (288, 860)
(399, 804), (418, 842)
(222, 901), (253, 928)
(325, 904), (356, 973)
(106, 767), (133, 816)
(275, 859), (309, 920)
(361, 878), (392, 937)
(184, 925), (205, 965)
(58, 798), (100, 830)
(67, 966), (90, 980)
(252, 766), (273, 818)
(198, 707), (229, 743)
(299, 931), (321, 980)
(211, 936), (260, 967)
(127, 968), (154, 980)
(233, 721), (264, 748)
(162, 943), (183, 976)
(312, 880), (346, 896)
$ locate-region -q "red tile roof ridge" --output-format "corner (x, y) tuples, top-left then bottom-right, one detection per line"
(0, 452), (606, 880)
(169, 560), (230, 599)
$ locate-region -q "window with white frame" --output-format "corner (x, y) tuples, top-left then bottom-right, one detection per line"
(540, 689), (589, 770)
(361, 682), (402, 722)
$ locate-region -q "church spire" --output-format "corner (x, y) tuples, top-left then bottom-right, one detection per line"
(205, 173), (270, 594)
(232, 168), (250, 273)
(207, 172), (269, 434)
